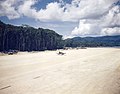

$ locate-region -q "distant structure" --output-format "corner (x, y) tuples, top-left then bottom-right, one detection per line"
(57, 51), (66, 55)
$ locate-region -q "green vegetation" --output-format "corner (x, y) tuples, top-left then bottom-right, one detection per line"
(64, 36), (120, 47)
(0, 20), (63, 51)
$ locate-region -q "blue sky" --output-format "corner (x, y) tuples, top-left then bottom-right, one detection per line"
(0, 0), (120, 38)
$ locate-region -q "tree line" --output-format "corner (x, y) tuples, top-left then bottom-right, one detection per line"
(0, 20), (63, 52)
(64, 36), (120, 47)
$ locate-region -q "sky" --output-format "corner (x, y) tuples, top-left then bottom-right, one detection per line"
(0, 0), (120, 38)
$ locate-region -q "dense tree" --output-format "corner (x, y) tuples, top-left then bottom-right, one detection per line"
(0, 20), (63, 52)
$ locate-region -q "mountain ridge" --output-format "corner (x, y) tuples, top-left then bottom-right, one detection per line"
(64, 35), (120, 47)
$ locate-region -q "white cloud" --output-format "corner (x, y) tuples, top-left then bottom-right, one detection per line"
(71, 2), (120, 37)
(0, 0), (20, 19)
(71, 20), (101, 36)
(18, 0), (37, 18)
(17, 0), (65, 21)
(36, 2), (64, 21)
(101, 5), (120, 28)
(1, 0), (118, 21)
(0, 0), (120, 37)
(101, 27), (120, 36)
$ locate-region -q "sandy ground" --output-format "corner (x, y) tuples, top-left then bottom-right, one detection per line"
(0, 48), (120, 94)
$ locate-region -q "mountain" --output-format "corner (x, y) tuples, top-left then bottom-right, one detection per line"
(64, 35), (120, 47)
(0, 20), (63, 52)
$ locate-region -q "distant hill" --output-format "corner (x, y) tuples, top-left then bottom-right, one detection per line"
(0, 20), (63, 51)
(64, 35), (120, 47)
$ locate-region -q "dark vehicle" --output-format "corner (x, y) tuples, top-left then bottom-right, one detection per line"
(57, 51), (66, 55)
(7, 50), (18, 55)
(8, 52), (14, 55)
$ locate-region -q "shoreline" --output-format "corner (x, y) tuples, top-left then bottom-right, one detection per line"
(0, 48), (120, 94)
(0, 47), (120, 56)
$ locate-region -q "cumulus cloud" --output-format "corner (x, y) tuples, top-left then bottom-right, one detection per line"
(101, 27), (120, 36)
(0, 0), (119, 21)
(0, 0), (120, 36)
(0, 0), (21, 19)
(71, 20), (101, 36)
(18, 0), (37, 18)
(101, 5), (120, 28)
(71, 1), (120, 36)
(35, 2), (64, 21)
